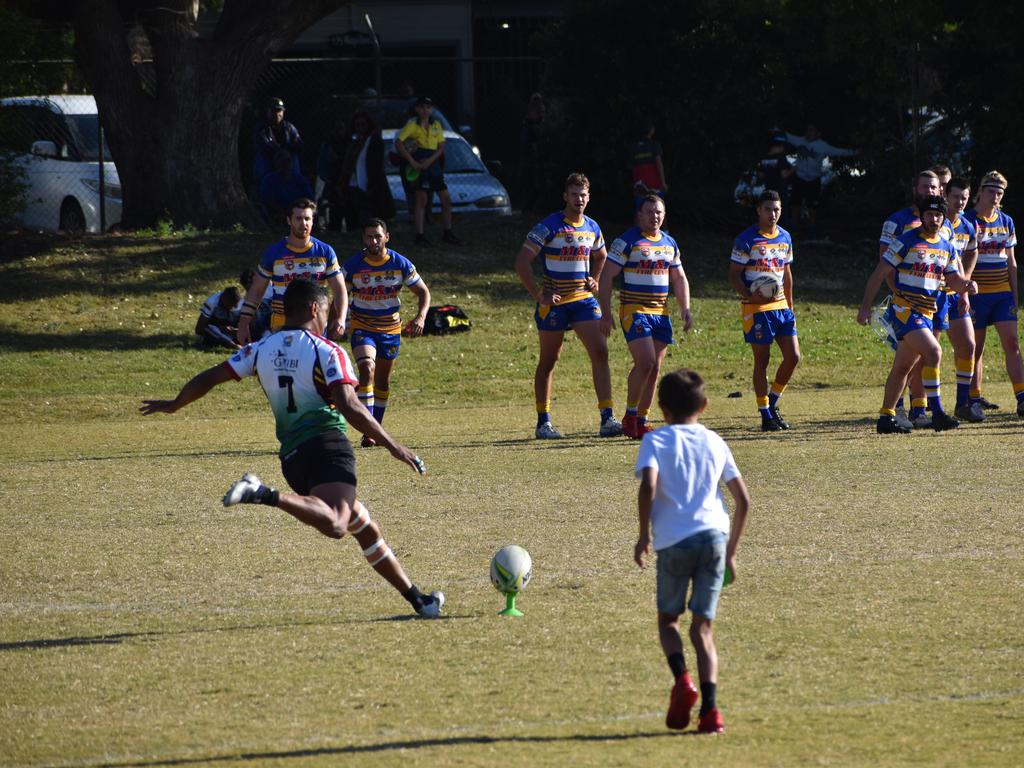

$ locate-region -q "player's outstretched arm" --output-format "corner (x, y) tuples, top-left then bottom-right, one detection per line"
(724, 476), (750, 582)
(140, 363), (236, 415)
(330, 381), (426, 475)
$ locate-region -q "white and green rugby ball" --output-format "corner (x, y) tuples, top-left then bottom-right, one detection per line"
(490, 545), (532, 595)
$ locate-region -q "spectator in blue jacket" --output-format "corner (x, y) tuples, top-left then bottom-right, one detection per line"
(253, 96), (302, 183)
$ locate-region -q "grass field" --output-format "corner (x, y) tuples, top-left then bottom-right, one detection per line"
(1, 218), (1022, 767)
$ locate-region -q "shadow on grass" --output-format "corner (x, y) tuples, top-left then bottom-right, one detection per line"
(0, 329), (188, 353)
(64, 730), (682, 768)
(18, 448), (278, 464)
(1, 614), (470, 653)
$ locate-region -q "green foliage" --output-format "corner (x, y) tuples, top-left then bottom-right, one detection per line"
(0, 6), (79, 98)
(0, 150), (28, 225)
(535, 0), (996, 222)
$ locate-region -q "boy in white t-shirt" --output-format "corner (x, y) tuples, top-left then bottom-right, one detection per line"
(634, 368), (750, 734)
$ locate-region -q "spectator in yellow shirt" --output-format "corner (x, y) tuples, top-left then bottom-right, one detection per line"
(396, 96), (462, 246)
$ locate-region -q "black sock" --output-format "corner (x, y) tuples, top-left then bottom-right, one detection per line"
(700, 682), (717, 715)
(402, 585), (424, 608)
(256, 486), (279, 506)
(667, 652), (686, 680)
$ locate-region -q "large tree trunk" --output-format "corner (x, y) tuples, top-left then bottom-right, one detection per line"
(72, 0), (346, 230)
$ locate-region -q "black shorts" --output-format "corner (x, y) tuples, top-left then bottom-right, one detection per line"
(281, 431), (357, 495)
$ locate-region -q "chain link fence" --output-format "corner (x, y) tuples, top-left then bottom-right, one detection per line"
(1, 55), (546, 232)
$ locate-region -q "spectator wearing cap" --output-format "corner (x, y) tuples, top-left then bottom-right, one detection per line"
(253, 96), (302, 184)
(396, 96), (462, 246)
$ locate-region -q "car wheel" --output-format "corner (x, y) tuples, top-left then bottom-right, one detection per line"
(60, 199), (86, 233)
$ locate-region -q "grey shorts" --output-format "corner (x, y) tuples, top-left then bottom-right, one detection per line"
(656, 529), (727, 619)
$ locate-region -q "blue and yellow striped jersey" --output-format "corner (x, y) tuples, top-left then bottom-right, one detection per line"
(257, 238), (341, 321)
(731, 224), (793, 311)
(524, 213), (605, 304)
(883, 228), (960, 315)
(964, 209), (1016, 294)
(342, 249), (421, 335)
(607, 227), (682, 316)
(944, 215), (977, 259)
(939, 215), (977, 295)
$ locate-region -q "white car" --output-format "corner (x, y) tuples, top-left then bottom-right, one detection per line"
(383, 129), (512, 219)
(0, 95), (121, 232)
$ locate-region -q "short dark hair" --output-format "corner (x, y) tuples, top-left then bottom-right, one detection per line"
(565, 172), (590, 191)
(283, 278), (328, 317)
(288, 198), (317, 217)
(947, 176), (971, 195)
(239, 268), (256, 289)
(363, 217), (388, 233)
(930, 164), (952, 178)
(658, 368), (706, 419)
(220, 286), (241, 308)
(757, 189), (782, 206)
(639, 193), (664, 210)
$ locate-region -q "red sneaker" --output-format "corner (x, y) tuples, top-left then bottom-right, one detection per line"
(622, 414), (640, 440)
(697, 707), (724, 734)
(360, 435), (377, 448)
(637, 421), (654, 436)
(665, 674), (699, 730)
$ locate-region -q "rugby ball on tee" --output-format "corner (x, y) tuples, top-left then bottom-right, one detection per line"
(750, 273), (783, 300)
(490, 545), (532, 595)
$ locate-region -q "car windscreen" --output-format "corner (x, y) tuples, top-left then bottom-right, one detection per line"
(386, 137), (484, 175)
(66, 114), (112, 161)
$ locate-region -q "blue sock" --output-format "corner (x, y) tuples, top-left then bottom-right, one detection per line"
(909, 405), (925, 418)
(896, 396), (905, 410)
(768, 392), (780, 408)
(600, 406), (613, 423)
(372, 404), (386, 424)
(927, 395), (943, 414)
(956, 383), (970, 408)
(537, 412), (550, 428)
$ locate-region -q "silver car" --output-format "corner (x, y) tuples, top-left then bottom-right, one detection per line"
(383, 128), (511, 220)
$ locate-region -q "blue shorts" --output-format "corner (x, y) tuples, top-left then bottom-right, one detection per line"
(932, 291), (952, 330)
(622, 312), (674, 345)
(742, 307), (797, 345)
(655, 529), (727, 619)
(886, 302), (933, 341)
(946, 292), (970, 323)
(350, 329), (401, 361)
(971, 291), (1018, 328)
(535, 296), (602, 332)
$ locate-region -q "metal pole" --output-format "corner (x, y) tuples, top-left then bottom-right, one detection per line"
(365, 13), (381, 97)
(98, 121), (106, 233)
